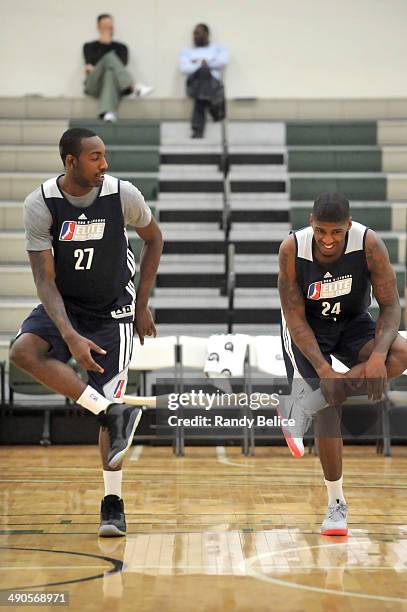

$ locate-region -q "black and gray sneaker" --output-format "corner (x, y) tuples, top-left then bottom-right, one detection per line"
(99, 403), (142, 468)
(98, 495), (126, 537)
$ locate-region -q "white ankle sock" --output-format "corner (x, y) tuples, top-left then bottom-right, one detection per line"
(103, 470), (122, 498)
(324, 476), (346, 505)
(77, 385), (111, 415)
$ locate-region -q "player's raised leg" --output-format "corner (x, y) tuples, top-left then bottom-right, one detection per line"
(9, 328), (142, 464)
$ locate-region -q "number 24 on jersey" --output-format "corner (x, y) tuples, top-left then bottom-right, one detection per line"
(322, 301), (341, 316)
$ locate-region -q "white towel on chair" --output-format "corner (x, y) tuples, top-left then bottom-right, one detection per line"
(204, 334), (250, 378)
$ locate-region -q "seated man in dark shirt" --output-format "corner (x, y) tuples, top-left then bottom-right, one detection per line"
(83, 14), (153, 121)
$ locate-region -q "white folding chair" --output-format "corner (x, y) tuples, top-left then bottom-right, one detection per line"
(173, 336), (208, 456)
(178, 335), (208, 371)
(254, 335), (287, 377)
(128, 335), (179, 451)
(129, 336), (178, 395)
(241, 336), (288, 454)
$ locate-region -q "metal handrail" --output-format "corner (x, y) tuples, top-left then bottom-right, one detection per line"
(219, 116), (230, 178)
(220, 104), (233, 298)
(226, 242), (235, 333)
(217, 93), (235, 330)
(221, 172), (232, 299)
(219, 84), (230, 237)
(222, 172), (231, 242)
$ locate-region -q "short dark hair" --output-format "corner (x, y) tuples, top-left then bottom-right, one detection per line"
(313, 192), (350, 222)
(195, 23), (210, 35)
(59, 128), (97, 164)
(97, 14), (112, 24)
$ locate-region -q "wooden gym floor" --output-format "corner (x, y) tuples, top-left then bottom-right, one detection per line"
(0, 445), (407, 612)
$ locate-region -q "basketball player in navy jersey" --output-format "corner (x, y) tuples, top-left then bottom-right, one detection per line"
(278, 192), (407, 535)
(10, 128), (163, 537)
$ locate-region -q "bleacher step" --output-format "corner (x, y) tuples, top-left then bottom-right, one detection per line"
(160, 121), (286, 146)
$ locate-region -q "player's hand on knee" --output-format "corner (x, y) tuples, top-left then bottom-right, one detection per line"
(319, 368), (348, 407)
(364, 353), (387, 401)
(66, 331), (106, 373)
(135, 306), (156, 346)
(344, 362), (366, 392)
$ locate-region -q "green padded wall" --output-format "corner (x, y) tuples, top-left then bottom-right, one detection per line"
(106, 149), (159, 172)
(381, 237), (399, 263)
(396, 271), (406, 295)
(69, 120), (160, 146)
(288, 149), (381, 172)
(287, 123), (377, 145)
(290, 178), (386, 201)
(121, 176), (158, 201)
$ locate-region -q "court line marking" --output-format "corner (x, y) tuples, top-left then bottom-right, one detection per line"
(2, 480), (407, 493)
(216, 446), (254, 468)
(4, 466), (406, 483)
(0, 546), (122, 592)
(121, 564), (404, 571)
(214, 451), (407, 487)
(6, 465), (407, 478)
(243, 541), (407, 603)
(1, 566), (107, 571)
(118, 564), (407, 572)
(130, 445), (144, 461)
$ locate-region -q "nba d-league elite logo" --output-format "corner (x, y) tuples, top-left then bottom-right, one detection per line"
(308, 273), (353, 300)
(59, 218), (106, 241)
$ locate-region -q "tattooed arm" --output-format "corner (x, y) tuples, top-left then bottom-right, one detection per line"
(28, 250), (106, 372)
(365, 229), (401, 359)
(361, 230), (401, 399)
(278, 236), (335, 377)
(29, 250), (74, 338)
(278, 236), (349, 405)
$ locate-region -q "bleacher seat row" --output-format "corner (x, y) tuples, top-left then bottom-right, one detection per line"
(0, 117), (405, 361)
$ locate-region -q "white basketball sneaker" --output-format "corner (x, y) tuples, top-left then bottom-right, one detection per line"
(321, 500), (348, 536)
(276, 393), (312, 458)
(278, 383), (328, 458)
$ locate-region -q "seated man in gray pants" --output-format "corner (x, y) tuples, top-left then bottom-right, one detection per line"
(83, 14), (153, 121)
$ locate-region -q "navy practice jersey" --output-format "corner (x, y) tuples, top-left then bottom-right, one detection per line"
(41, 174), (136, 320)
(294, 221), (372, 323)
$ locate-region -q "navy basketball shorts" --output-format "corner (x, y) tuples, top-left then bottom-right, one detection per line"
(15, 304), (134, 401)
(281, 311), (377, 389)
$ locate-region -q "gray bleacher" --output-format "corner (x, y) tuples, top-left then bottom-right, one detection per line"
(0, 103), (406, 364)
